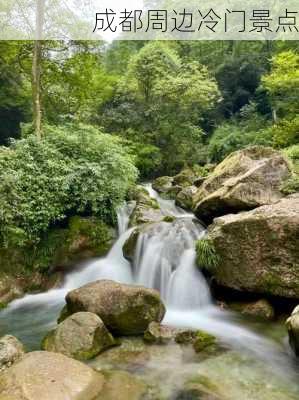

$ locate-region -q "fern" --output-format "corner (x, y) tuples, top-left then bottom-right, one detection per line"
(196, 238), (220, 270)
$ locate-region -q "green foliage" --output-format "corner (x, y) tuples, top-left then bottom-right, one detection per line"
(271, 116), (299, 148)
(208, 103), (273, 162)
(215, 56), (267, 116)
(196, 238), (220, 270)
(284, 145), (299, 174)
(42, 43), (118, 124)
(280, 176), (299, 195)
(126, 140), (162, 178)
(0, 124), (137, 247)
(126, 42), (181, 102)
(262, 51), (299, 118)
(104, 42), (220, 175)
(0, 41), (31, 143)
(281, 144), (299, 194)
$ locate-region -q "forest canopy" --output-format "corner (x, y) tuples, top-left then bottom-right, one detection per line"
(0, 39), (298, 249)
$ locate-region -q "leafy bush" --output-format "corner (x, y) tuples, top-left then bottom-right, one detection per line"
(196, 238), (220, 270)
(281, 176), (299, 195)
(208, 124), (273, 163)
(207, 104), (273, 162)
(283, 144), (299, 175)
(272, 117), (299, 148)
(0, 124), (137, 247)
(126, 140), (163, 178)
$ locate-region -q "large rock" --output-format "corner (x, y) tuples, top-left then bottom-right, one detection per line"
(153, 168), (208, 201)
(241, 299), (275, 320)
(64, 280), (166, 335)
(0, 276), (23, 307)
(152, 176), (174, 193)
(42, 312), (116, 360)
(286, 305), (299, 356)
(0, 335), (24, 371)
(175, 185), (198, 210)
(0, 351), (104, 400)
(193, 146), (291, 223)
(205, 194), (299, 298)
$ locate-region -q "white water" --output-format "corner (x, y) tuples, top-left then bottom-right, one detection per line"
(0, 184), (297, 380)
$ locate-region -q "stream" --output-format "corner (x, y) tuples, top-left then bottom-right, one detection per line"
(0, 185), (299, 399)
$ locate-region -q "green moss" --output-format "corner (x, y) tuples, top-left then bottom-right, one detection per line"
(57, 305), (72, 323)
(163, 216), (175, 223)
(196, 238), (220, 270)
(0, 216), (115, 303)
(193, 331), (217, 353)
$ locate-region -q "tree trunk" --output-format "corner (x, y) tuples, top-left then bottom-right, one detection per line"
(32, 0), (45, 139)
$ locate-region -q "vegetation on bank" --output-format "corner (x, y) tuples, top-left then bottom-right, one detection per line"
(196, 239), (220, 271)
(0, 124), (137, 249)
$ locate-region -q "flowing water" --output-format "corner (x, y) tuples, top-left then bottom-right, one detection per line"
(0, 184), (299, 399)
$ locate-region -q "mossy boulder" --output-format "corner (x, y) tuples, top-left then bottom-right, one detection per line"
(129, 187), (164, 227)
(0, 335), (25, 371)
(175, 186), (198, 210)
(152, 176), (174, 193)
(205, 194), (299, 298)
(173, 168), (198, 188)
(42, 216), (116, 270)
(240, 299), (275, 320)
(175, 330), (199, 345)
(193, 331), (217, 353)
(0, 351), (105, 400)
(193, 146), (291, 223)
(63, 280), (166, 335)
(286, 305), (299, 356)
(153, 168), (208, 202)
(42, 312), (116, 361)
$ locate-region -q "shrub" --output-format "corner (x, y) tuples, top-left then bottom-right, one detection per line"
(0, 124), (137, 247)
(196, 238), (220, 270)
(283, 144), (299, 174)
(126, 141), (163, 178)
(272, 117), (299, 148)
(281, 176), (299, 195)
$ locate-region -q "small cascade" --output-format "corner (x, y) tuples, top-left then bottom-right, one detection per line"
(133, 217), (210, 308)
(117, 201), (136, 236)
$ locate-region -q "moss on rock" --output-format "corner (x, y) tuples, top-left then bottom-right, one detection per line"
(0, 216), (116, 304)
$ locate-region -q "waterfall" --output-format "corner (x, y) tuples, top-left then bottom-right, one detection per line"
(0, 184), (297, 381)
(133, 218), (210, 308)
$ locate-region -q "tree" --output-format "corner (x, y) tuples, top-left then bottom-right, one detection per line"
(103, 42), (220, 173)
(32, 0), (45, 139)
(0, 42), (31, 144)
(262, 50), (299, 118)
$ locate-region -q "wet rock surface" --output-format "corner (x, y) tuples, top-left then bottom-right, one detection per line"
(144, 322), (174, 344)
(0, 335), (24, 371)
(286, 305), (299, 356)
(64, 280), (166, 335)
(205, 194), (299, 298)
(42, 311), (116, 360)
(0, 351), (105, 400)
